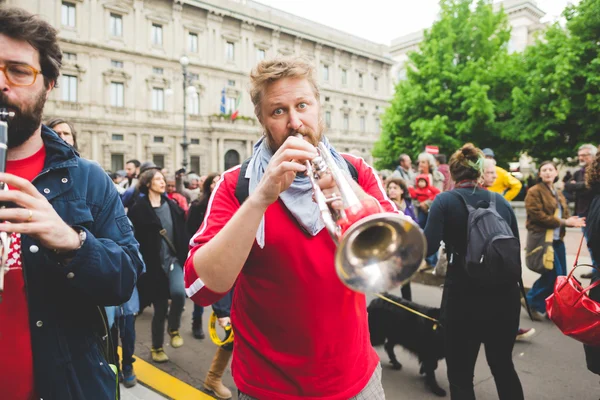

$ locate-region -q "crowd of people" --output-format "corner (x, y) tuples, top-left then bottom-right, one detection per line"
(1, 6), (599, 400)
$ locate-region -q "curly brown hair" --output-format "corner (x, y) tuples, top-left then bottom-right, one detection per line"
(0, 7), (63, 87)
(586, 152), (600, 188)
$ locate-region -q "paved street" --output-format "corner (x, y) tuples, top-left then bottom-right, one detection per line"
(122, 223), (599, 400)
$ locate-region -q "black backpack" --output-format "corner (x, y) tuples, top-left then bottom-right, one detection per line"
(451, 190), (521, 285)
(235, 157), (359, 205)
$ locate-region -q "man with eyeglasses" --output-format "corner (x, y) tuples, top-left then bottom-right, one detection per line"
(565, 143), (598, 279)
(0, 7), (144, 399)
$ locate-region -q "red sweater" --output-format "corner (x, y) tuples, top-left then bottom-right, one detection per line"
(0, 146), (46, 400)
(184, 155), (396, 399)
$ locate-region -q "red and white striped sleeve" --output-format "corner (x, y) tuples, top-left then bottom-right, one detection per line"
(342, 154), (398, 213)
(184, 166), (241, 306)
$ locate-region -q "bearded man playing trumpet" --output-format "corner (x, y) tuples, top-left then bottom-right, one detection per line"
(184, 57), (400, 400)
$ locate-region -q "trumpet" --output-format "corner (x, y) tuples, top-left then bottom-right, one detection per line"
(0, 108), (14, 303)
(299, 134), (426, 294)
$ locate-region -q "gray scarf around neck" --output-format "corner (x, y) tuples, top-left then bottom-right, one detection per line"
(246, 135), (350, 248)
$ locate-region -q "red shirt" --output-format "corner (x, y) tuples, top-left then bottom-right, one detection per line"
(184, 155), (396, 400)
(0, 145), (46, 400)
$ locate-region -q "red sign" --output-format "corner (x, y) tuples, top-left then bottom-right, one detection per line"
(425, 145), (439, 155)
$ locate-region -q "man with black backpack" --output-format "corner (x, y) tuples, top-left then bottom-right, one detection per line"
(184, 56), (396, 400)
(423, 143), (525, 400)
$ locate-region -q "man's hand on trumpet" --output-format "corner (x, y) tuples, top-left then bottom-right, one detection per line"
(252, 135), (317, 209)
(0, 172), (81, 253)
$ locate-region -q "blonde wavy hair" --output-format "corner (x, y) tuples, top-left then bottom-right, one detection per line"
(249, 56), (320, 122)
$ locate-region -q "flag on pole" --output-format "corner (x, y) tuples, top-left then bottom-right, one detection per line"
(219, 88), (226, 114)
(231, 94), (242, 120)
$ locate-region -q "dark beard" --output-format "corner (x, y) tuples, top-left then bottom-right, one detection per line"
(0, 90), (46, 149)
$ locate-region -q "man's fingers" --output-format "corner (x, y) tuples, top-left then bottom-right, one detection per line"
(0, 208), (34, 222)
(276, 136), (318, 155)
(272, 149), (318, 168)
(272, 161), (307, 176)
(0, 173), (46, 200)
(0, 222), (45, 235)
(0, 189), (42, 209)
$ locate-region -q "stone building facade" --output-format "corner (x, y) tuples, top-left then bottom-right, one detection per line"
(5, 0), (393, 174)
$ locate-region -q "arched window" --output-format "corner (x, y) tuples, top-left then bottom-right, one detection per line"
(224, 149), (240, 171)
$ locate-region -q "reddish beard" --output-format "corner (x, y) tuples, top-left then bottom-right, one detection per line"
(265, 124), (323, 152)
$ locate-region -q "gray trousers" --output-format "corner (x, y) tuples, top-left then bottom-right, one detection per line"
(151, 264), (186, 348)
(238, 363), (385, 400)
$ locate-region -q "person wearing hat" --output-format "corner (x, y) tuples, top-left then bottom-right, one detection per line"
(482, 148), (522, 201)
(121, 162), (161, 209)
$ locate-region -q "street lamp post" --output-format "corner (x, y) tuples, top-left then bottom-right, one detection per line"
(180, 56), (190, 170)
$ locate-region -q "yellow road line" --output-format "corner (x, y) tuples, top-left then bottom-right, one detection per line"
(118, 347), (215, 400)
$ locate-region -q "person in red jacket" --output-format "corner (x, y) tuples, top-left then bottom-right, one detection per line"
(184, 56), (394, 400)
(409, 174), (440, 204)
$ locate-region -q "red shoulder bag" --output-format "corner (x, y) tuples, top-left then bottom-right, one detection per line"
(546, 235), (600, 347)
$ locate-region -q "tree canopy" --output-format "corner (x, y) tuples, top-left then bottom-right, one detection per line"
(374, 0), (599, 169)
(509, 0), (600, 161)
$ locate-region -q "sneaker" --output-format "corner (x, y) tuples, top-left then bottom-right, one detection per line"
(530, 309), (547, 322)
(122, 366), (137, 388)
(151, 347), (169, 363)
(169, 330), (184, 348)
(516, 328), (536, 341)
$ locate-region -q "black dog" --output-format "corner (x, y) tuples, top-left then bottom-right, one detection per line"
(368, 293), (446, 397)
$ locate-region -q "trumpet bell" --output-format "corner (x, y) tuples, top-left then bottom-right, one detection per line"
(335, 213), (427, 294)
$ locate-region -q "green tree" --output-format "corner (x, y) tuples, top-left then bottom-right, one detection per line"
(509, 0), (600, 162)
(374, 0), (523, 169)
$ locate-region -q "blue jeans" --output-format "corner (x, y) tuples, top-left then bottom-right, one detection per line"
(193, 303), (204, 320)
(152, 265), (186, 348)
(526, 240), (567, 314)
(118, 315), (136, 370)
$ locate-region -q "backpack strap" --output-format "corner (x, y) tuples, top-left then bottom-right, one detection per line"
(235, 158), (251, 205)
(234, 157), (359, 206)
(488, 190), (497, 211)
(343, 157), (359, 183)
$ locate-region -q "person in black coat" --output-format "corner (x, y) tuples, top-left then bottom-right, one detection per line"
(128, 169), (190, 363)
(187, 172), (221, 340)
(583, 153), (600, 375)
(423, 143), (524, 400)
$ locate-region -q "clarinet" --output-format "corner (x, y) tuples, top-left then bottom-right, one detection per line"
(0, 108), (14, 303)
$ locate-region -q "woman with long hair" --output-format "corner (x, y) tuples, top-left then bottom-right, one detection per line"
(524, 161), (585, 320)
(424, 143), (524, 399)
(385, 176), (416, 301)
(127, 169), (190, 363)
(386, 177), (416, 222)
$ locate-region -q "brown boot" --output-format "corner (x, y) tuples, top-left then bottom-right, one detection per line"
(204, 347), (233, 399)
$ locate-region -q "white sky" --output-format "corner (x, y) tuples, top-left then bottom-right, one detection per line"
(254, 0), (580, 45)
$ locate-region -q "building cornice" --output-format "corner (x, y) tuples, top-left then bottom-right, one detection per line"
(103, 2), (132, 15)
(183, 0), (394, 65)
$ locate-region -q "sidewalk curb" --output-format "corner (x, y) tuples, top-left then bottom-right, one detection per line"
(118, 347), (216, 400)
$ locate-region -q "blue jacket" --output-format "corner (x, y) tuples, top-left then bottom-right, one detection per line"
(24, 126), (144, 399)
